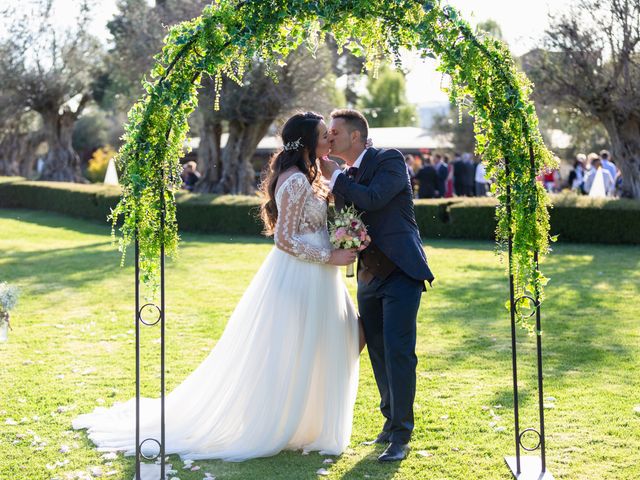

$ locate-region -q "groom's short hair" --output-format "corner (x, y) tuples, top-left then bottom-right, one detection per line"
(331, 109), (368, 145)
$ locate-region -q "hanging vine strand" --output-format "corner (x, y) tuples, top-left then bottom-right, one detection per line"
(109, 0), (557, 329)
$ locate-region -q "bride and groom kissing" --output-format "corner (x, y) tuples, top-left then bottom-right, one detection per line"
(73, 109), (435, 464)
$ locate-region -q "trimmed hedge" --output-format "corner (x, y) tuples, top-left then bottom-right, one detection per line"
(0, 178), (264, 236)
(1, 177), (638, 244)
(0, 179), (122, 223)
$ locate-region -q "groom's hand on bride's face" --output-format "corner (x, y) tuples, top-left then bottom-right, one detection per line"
(319, 157), (340, 179)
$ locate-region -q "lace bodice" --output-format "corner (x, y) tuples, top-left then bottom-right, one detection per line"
(274, 172), (332, 264)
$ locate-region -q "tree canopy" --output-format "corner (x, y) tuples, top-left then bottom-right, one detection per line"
(359, 64), (417, 127)
(525, 0), (640, 198)
(0, 0), (103, 182)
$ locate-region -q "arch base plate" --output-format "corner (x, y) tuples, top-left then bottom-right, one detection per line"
(505, 457), (555, 480)
(134, 462), (172, 480)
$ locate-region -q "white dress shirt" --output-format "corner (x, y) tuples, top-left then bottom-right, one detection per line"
(329, 148), (368, 191)
(474, 162), (488, 184)
(601, 159), (618, 183)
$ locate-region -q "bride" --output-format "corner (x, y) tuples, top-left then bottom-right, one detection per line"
(73, 112), (362, 462)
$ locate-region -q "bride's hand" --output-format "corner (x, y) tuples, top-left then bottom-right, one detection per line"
(328, 248), (358, 266)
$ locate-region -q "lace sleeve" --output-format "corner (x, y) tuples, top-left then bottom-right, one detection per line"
(274, 174), (331, 264)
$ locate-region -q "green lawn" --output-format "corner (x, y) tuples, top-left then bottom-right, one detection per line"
(1, 209), (639, 480)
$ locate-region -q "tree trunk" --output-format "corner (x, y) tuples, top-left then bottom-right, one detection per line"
(193, 117), (223, 193)
(0, 129), (45, 178)
(214, 119), (272, 195)
(0, 133), (23, 176)
(603, 114), (640, 199)
(39, 108), (87, 182)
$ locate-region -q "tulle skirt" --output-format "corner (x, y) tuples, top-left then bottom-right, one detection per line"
(73, 245), (360, 461)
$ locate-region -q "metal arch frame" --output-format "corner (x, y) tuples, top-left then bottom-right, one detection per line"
(129, 3), (555, 478)
(133, 189), (167, 479)
(503, 148), (554, 480)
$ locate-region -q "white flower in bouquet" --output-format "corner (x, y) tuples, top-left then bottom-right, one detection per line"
(0, 282), (19, 314)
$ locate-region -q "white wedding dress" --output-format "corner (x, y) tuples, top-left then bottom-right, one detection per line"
(73, 172), (360, 461)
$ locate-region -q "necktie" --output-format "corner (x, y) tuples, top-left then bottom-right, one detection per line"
(346, 166), (358, 178)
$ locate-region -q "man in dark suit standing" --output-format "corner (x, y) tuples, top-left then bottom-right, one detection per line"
(434, 154), (448, 198)
(452, 152), (465, 196)
(462, 153), (476, 196)
(320, 109), (434, 462)
(414, 156), (438, 198)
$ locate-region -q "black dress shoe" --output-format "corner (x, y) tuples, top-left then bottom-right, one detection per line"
(377, 442), (410, 462)
(362, 431), (391, 446)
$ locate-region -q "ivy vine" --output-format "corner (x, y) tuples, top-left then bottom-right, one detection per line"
(110, 0), (556, 330)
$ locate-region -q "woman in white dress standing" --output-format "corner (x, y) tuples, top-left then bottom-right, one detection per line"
(73, 112), (361, 461)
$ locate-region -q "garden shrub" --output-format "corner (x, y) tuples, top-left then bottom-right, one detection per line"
(0, 178), (637, 244)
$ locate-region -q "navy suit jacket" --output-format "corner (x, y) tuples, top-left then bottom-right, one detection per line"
(333, 148), (434, 284)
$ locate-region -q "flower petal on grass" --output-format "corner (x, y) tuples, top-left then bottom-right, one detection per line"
(90, 466), (103, 477)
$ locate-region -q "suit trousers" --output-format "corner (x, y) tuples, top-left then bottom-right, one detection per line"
(357, 268), (424, 444)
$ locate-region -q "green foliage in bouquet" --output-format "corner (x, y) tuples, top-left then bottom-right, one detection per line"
(110, 0), (556, 329)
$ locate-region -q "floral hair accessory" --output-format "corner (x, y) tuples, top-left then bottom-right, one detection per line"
(283, 137), (303, 152)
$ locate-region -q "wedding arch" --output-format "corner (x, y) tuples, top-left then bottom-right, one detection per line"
(110, 1), (557, 478)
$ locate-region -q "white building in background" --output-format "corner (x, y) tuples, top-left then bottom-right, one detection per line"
(417, 101), (451, 129)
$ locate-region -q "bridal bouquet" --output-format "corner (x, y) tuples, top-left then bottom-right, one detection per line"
(329, 206), (370, 277)
(0, 282), (19, 342)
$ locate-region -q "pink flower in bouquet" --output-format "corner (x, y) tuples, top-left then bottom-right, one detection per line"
(359, 230), (367, 241)
(335, 227), (348, 241)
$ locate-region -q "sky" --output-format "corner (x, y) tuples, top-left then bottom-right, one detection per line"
(14, 0), (576, 105)
(403, 0), (575, 104)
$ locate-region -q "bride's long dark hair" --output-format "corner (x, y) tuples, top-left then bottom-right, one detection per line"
(260, 112), (326, 235)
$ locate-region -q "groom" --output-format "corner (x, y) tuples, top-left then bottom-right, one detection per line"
(320, 109), (434, 462)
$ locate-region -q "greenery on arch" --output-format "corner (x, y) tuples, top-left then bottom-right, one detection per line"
(110, 0), (557, 329)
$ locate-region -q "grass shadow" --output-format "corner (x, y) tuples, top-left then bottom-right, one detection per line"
(422, 239), (639, 385)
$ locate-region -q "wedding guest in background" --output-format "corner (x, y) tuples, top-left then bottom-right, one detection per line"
(599, 150), (618, 183)
(461, 153), (476, 196)
(444, 155), (454, 197)
(586, 152), (599, 172)
(584, 157), (615, 196)
(452, 152), (465, 196)
(181, 161), (201, 191)
(434, 154), (448, 198)
(404, 154), (417, 196)
(542, 167), (559, 193)
(415, 156), (438, 198)
(568, 154), (586, 194)
(474, 158), (489, 196)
